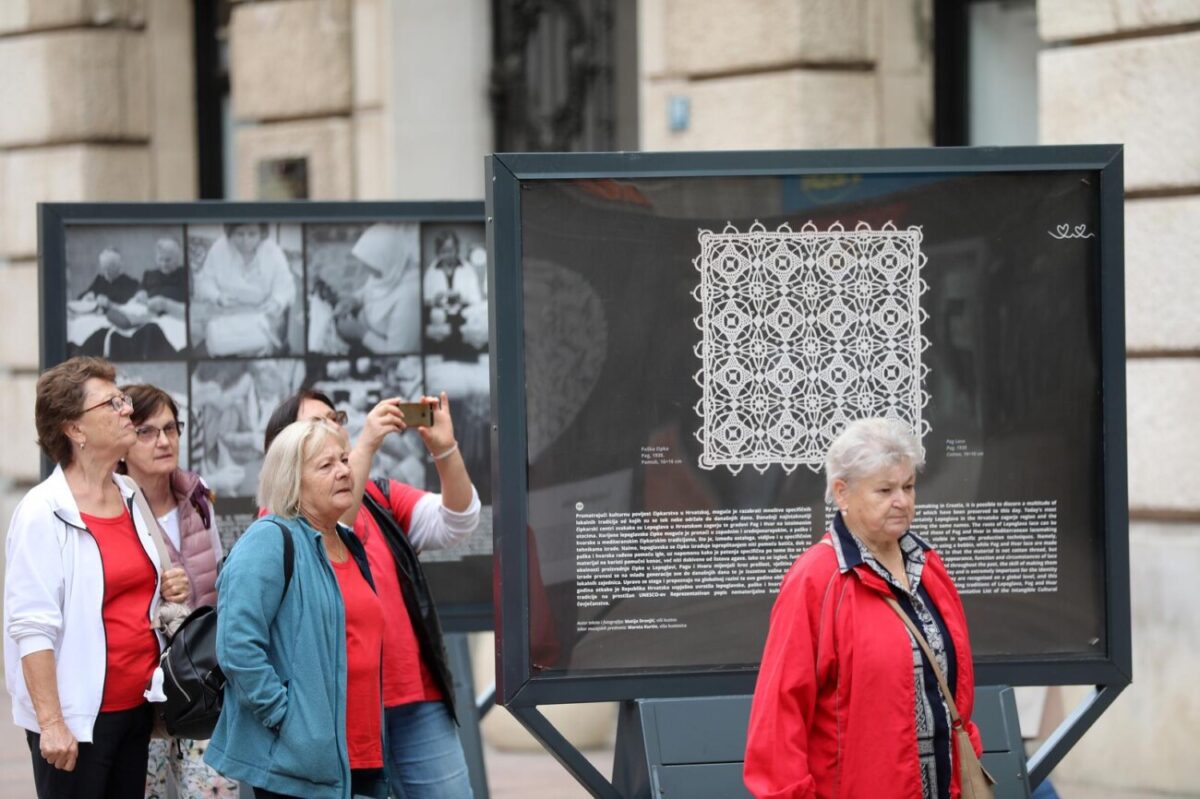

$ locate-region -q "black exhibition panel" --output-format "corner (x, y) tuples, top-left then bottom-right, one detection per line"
(39, 201), (493, 631)
(486, 146), (1130, 707)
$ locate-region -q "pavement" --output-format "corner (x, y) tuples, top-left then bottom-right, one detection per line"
(0, 698), (1174, 799)
(0, 682), (610, 798)
(0, 575), (1167, 799)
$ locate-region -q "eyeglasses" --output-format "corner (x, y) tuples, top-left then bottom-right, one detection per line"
(305, 409), (347, 426)
(134, 421), (185, 443)
(81, 393), (133, 415)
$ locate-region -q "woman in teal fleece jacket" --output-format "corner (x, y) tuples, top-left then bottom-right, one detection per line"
(204, 419), (381, 799)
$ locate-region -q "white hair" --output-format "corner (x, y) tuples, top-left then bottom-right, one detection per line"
(156, 237), (182, 256)
(256, 418), (347, 518)
(824, 418), (925, 504)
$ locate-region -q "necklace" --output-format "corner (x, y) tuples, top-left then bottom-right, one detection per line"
(322, 533), (349, 563)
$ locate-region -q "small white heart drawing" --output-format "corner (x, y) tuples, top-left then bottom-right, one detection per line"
(1074, 224), (1088, 236)
(1056, 224), (1069, 236)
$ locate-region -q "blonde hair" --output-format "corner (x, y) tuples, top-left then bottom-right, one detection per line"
(256, 418), (347, 517)
(824, 418), (925, 504)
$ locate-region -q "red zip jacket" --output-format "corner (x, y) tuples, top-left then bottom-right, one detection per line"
(744, 531), (983, 799)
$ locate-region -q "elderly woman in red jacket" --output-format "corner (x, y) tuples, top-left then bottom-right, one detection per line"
(744, 418), (983, 799)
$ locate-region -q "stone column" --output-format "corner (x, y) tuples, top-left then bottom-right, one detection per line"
(0, 0), (195, 515)
(351, 0), (393, 200)
(639, 0), (933, 151)
(229, 0), (354, 199)
(1038, 1), (1200, 793)
(388, 0), (493, 200)
(232, 0), (494, 203)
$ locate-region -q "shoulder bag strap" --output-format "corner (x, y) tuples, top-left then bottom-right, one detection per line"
(266, 519), (295, 600)
(372, 476), (390, 502)
(116, 474), (173, 571)
(883, 594), (964, 726)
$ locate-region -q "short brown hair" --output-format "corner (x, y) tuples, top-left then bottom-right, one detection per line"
(36, 357), (117, 466)
(121, 383), (180, 427)
(263, 388), (336, 453)
(116, 383), (181, 475)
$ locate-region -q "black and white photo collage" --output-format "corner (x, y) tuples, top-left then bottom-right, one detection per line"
(63, 220), (491, 553)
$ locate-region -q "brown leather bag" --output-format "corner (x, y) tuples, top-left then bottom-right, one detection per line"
(884, 596), (996, 799)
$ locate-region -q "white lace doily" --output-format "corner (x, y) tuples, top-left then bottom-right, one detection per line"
(692, 220), (930, 474)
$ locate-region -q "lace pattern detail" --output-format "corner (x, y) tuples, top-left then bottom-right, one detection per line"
(692, 220), (929, 474)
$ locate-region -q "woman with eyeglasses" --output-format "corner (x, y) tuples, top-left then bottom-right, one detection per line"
(3, 357), (190, 799)
(117, 383), (238, 799)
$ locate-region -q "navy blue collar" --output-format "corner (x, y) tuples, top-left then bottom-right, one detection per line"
(830, 511), (932, 575)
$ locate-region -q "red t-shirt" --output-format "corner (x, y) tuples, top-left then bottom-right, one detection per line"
(81, 509), (159, 712)
(332, 555), (384, 769)
(354, 480), (444, 707)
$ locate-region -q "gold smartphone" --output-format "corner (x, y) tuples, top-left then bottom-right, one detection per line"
(397, 401), (434, 427)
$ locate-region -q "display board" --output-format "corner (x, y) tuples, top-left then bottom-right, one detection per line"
(39, 202), (493, 630)
(487, 147), (1130, 706)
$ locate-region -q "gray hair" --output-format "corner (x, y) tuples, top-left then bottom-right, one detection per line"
(824, 418), (925, 504)
(256, 418), (348, 517)
(156, 237), (183, 257)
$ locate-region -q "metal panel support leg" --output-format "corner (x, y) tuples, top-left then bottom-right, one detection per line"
(445, 632), (491, 799)
(508, 706), (622, 799)
(1027, 683), (1123, 788)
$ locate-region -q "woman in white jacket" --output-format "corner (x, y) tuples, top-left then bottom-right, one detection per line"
(3, 357), (189, 799)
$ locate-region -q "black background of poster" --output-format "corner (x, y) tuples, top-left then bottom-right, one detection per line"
(39, 202), (493, 630)
(489, 149), (1127, 702)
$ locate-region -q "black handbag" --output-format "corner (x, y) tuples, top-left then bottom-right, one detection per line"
(157, 605), (224, 739)
(156, 520), (294, 739)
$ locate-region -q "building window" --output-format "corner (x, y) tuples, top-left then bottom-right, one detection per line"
(491, 0), (637, 152)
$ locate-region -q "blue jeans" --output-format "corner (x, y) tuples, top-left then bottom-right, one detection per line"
(1032, 780), (1061, 799)
(384, 701), (472, 799)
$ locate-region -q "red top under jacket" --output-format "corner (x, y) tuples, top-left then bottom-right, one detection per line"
(353, 480), (443, 707)
(81, 509), (159, 712)
(332, 555), (384, 768)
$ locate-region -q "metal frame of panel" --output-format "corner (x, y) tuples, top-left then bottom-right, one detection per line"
(486, 145), (1130, 706)
(38, 200), (491, 632)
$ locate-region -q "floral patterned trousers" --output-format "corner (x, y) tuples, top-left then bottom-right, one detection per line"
(145, 736), (239, 799)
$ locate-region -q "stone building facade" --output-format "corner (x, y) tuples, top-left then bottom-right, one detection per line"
(0, 0), (197, 528)
(0, 0), (1196, 794)
(1036, 2), (1200, 794)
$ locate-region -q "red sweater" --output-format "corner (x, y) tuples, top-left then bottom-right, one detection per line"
(332, 556), (384, 768)
(81, 510), (159, 712)
(744, 533), (983, 799)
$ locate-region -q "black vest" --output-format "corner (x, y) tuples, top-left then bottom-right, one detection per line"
(362, 478), (457, 721)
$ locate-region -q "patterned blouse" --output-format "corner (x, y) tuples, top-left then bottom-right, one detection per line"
(835, 514), (957, 799)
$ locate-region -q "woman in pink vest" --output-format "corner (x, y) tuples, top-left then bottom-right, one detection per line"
(118, 383), (237, 799)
